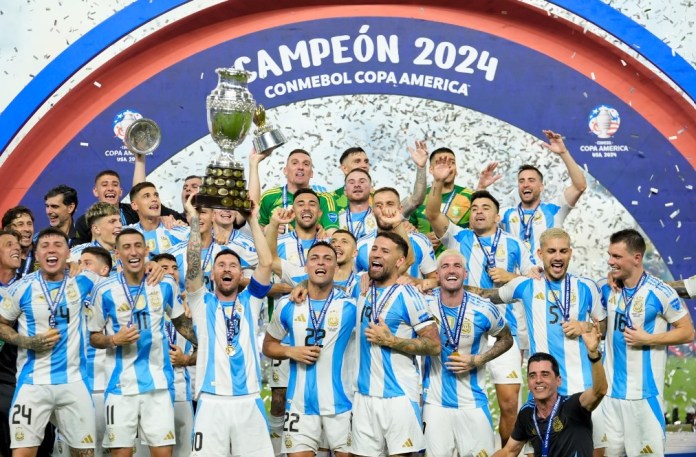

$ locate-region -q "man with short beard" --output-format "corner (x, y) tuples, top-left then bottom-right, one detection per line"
(355, 187), (437, 284)
(2, 206), (36, 277)
(351, 231), (440, 457)
(422, 249), (513, 457)
(468, 228), (609, 454)
(184, 197), (275, 456)
(498, 130), (587, 264)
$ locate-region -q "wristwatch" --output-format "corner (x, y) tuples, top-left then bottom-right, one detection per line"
(587, 352), (602, 363)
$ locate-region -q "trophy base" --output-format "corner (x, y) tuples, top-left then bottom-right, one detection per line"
(195, 161), (252, 212)
(253, 128), (287, 154)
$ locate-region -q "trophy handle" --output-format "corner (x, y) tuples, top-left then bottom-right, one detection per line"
(124, 118), (161, 156)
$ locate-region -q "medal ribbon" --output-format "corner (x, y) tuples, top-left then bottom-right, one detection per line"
(220, 301), (240, 347)
(37, 270), (69, 329)
(370, 284), (399, 324)
(544, 274), (572, 323)
(438, 292), (469, 350)
(474, 229), (502, 270)
(307, 289), (335, 346)
(533, 395), (562, 457)
(621, 272), (648, 329)
(442, 190), (457, 218)
(292, 232), (316, 267)
(345, 271), (357, 292)
(202, 242), (215, 273)
(165, 320), (177, 345)
(517, 203), (540, 243)
(346, 208), (372, 238)
(118, 272), (147, 326)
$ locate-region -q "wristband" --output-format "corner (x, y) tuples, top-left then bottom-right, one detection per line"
(587, 352), (602, 363)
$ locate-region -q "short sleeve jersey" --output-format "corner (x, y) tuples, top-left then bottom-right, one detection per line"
(600, 275), (687, 400)
(356, 284), (434, 401)
(1, 270), (99, 386)
(512, 394), (593, 457)
(88, 275), (182, 395)
(355, 231), (437, 279)
(125, 221), (190, 258)
(259, 185), (339, 230)
(423, 290), (505, 410)
(267, 290), (357, 415)
(499, 275), (605, 395)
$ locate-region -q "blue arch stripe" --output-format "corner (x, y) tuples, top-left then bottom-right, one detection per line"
(0, 0), (190, 154)
(548, 0), (696, 100)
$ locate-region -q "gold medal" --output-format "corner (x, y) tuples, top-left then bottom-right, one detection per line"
(451, 351), (460, 357)
(226, 345), (235, 356)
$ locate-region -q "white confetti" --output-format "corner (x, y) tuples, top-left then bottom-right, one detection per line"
(677, 221), (682, 229)
(665, 202), (674, 207)
(650, 187), (659, 194)
(631, 200), (639, 205)
(620, 59), (627, 66)
(669, 209), (680, 219)
(675, 165), (680, 172)
(200, 72), (204, 79)
(93, 81), (101, 88)
(659, 219), (665, 228)
(687, 185), (693, 190)
(667, 256), (673, 265)
(637, 185), (642, 192)
(668, 135), (678, 140)
(591, 72), (596, 80)
(79, 142), (88, 147)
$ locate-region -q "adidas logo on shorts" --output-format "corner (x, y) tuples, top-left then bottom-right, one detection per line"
(402, 438), (413, 448)
(640, 445), (654, 454)
(163, 431), (175, 441)
(81, 435), (94, 444)
(506, 371), (519, 379)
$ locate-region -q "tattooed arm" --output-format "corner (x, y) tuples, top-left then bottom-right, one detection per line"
(0, 316), (60, 353)
(184, 194), (203, 294)
(445, 325), (513, 374)
(400, 140), (429, 218)
(365, 317), (441, 356)
(172, 314), (198, 347)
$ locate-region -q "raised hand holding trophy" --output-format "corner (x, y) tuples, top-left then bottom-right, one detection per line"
(194, 68), (286, 211)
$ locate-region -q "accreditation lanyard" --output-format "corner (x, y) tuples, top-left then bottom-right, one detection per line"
(221, 300), (240, 347)
(621, 272), (648, 329)
(438, 292), (469, 350)
(118, 273), (147, 327)
(370, 284), (399, 324)
(346, 208), (371, 238)
(21, 251), (35, 276)
(292, 232), (316, 267)
(517, 203), (540, 243)
(474, 229), (502, 271)
(533, 395), (562, 457)
(307, 289), (335, 346)
(37, 271), (69, 329)
(544, 274), (572, 323)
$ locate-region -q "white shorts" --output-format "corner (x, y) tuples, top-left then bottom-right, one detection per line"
(601, 396), (665, 456)
(54, 391), (107, 457)
(103, 389), (175, 449)
(173, 401), (194, 457)
(11, 381), (95, 449)
(422, 403), (494, 457)
(269, 357), (289, 388)
(282, 403), (351, 454)
(487, 337), (523, 385)
(191, 393), (273, 457)
(351, 393), (424, 456)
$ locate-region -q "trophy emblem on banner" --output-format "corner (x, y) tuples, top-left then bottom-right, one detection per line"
(194, 68), (286, 211)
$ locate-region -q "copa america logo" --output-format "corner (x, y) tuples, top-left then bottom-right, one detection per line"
(588, 104), (620, 139)
(113, 109), (143, 140)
